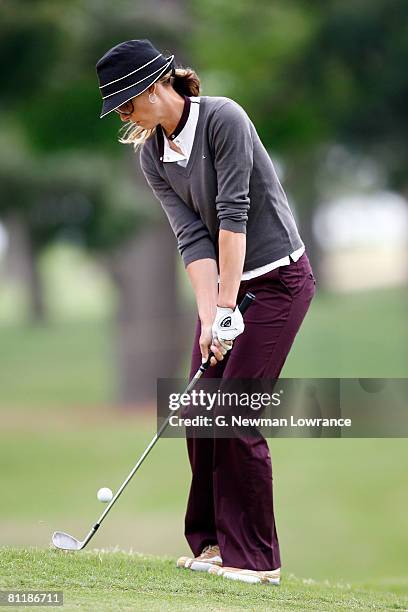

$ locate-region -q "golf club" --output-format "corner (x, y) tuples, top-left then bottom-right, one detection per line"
(52, 291), (256, 551)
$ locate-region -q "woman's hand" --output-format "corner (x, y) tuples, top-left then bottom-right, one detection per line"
(212, 305), (245, 342)
(200, 323), (233, 367)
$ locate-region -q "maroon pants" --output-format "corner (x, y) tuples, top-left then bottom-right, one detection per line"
(185, 251), (316, 571)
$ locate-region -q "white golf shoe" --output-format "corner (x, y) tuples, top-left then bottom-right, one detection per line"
(176, 544), (222, 572)
(208, 564), (281, 585)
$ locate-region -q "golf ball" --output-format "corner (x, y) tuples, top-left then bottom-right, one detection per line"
(97, 487), (113, 503)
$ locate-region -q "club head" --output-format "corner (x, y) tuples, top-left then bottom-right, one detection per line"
(52, 531), (83, 551)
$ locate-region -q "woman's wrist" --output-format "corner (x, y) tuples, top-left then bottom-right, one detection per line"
(200, 312), (216, 327)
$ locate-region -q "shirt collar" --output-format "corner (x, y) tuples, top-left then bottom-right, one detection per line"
(157, 95), (191, 162)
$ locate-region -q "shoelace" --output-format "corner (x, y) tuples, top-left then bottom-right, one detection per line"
(200, 544), (220, 559)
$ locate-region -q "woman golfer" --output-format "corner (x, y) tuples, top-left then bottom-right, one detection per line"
(96, 39), (316, 586)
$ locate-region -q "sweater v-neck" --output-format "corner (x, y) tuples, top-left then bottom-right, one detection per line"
(141, 94), (306, 272)
(158, 95), (206, 178)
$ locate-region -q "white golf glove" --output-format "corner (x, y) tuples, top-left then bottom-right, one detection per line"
(212, 305), (245, 351)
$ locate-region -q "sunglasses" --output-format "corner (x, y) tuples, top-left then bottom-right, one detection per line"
(114, 99), (134, 116)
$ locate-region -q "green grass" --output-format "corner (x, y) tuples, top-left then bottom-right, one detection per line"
(1, 250), (407, 608)
(281, 285), (408, 378)
(0, 286), (407, 409)
(0, 411), (407, 586)
(0, 318), (113, 408)
(0, 548), (407, 611)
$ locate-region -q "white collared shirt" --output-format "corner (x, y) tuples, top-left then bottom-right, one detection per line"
(162, 96), (305, 279)
(162, 97), (201, 166)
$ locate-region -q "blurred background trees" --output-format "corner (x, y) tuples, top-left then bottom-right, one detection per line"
(192, 0), (408, 276)
(0, 0), (194, 403)
(0, 0), (407, 406)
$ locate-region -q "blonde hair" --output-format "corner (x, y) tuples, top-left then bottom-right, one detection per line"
(117, 65), (201, 153)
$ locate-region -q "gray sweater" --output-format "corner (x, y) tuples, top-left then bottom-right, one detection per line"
(140, 95), (304, 271)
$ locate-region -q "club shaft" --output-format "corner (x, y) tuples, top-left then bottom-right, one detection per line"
(94, 365), (206, 527)
(76, 291), (256, 545)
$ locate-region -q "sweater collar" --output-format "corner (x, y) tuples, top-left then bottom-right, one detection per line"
(157, 95), (191, 162)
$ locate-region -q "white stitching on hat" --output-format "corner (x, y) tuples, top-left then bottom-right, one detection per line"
(99, 57), (175, 117)
(101, 56), (174, 100)
(99, 53), (163, 89)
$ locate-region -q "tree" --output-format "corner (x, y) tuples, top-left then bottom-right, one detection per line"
(191, 0), (408, 280)
(0, 0), (195, 404)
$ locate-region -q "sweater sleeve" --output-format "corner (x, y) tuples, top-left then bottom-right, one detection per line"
(210, 100), (253, 233)
(140, 145), (217, 268)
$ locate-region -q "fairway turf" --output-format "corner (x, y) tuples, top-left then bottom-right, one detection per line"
(1, 279), (407, 609)
(0, 416), (407, 585)
(1, 548), (407, 611)
(0, 286), (407, 410)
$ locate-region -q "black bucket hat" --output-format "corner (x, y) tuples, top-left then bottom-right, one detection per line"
(96, 39), (175, 119)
